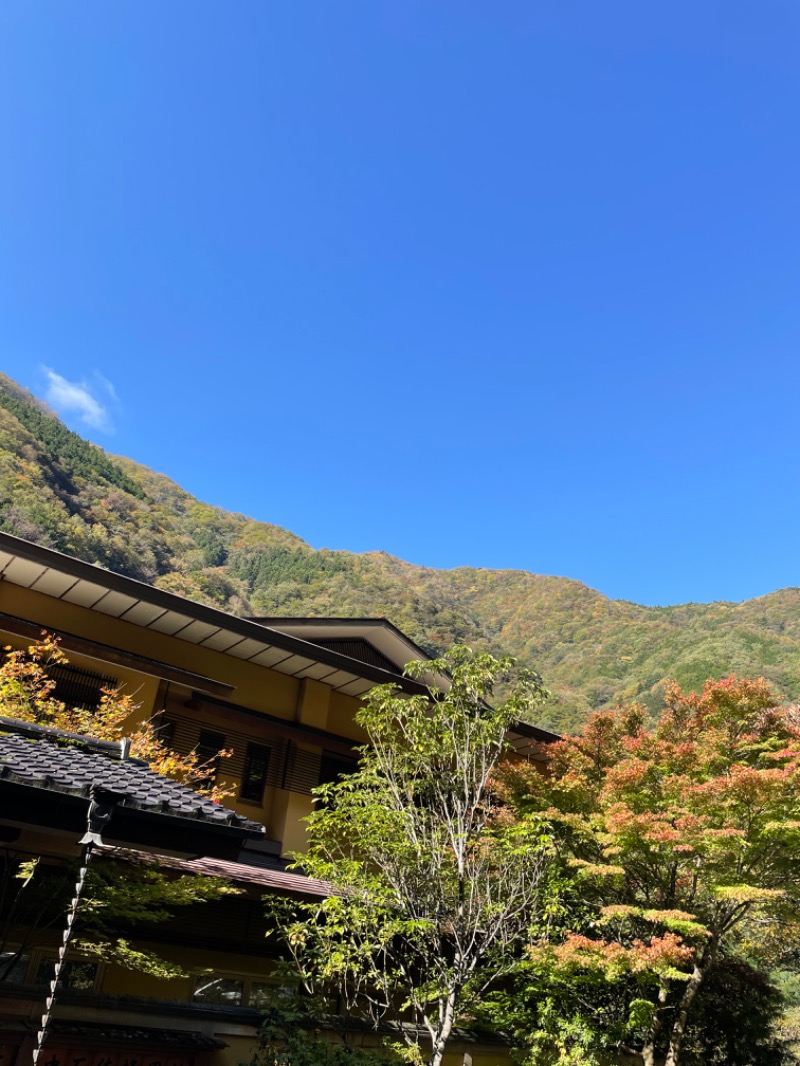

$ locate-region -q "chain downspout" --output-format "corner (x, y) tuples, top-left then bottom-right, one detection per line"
(32, 786), (120, 1065)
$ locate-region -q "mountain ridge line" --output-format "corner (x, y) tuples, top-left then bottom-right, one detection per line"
(0, 370), (798, 733)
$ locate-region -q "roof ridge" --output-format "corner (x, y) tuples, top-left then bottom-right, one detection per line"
(0, 713), (144, 761)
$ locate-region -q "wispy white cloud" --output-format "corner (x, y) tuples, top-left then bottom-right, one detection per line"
(42, 368), (115, 434)
(93, 371), (119, 405)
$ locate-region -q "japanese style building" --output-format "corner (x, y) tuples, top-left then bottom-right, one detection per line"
(0, 532), (555, 1066)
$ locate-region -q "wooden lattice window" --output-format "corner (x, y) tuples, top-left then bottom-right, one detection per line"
(47, 663), (118, 712)
(240, 744), (271, 803)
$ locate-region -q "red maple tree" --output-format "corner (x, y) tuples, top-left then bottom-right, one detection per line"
(501, 677), (800, 1066)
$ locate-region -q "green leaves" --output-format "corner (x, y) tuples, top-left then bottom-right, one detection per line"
(72, 938), (187, 980)
(269, 648), (553, 1066)
(72, 852), (239, 977)
(248, 998), (389, 1066)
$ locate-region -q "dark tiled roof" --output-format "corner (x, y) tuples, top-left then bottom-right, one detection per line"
(47, 1021), (227, 1049)
(171, 854), (331, 897)
(0, 717), (263, 834)
(105, 846), (331, 898)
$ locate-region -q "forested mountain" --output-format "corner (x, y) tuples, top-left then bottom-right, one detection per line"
(1, 371), (799, 733)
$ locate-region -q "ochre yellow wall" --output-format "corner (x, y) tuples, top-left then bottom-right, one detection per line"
(296, 678), (330, 729)
(277, 790), (316, 855)
(328, 691), (370, 745)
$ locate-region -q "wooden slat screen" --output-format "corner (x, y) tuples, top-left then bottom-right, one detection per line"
(162, 712), (324, 795)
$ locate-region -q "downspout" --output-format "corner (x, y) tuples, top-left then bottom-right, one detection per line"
(32, 773), (125, 1065)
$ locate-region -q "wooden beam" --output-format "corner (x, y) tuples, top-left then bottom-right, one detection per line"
(0, 611), (235, 697)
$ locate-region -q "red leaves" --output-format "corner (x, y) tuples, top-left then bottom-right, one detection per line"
(504, 674), (800, 984)
(547, 930), (695, 976)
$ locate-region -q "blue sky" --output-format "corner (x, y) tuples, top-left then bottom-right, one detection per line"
(1, 2), (799, 606)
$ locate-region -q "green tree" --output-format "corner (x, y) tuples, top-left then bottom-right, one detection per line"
(500, 677), (800, 1066)
(269, 647), (552, 1066)
(0, 850), (235, 982)
(247, 998), (384, 1066)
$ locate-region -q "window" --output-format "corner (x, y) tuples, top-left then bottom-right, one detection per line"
(35, 959), (97, 992)
(46, 663), (118, 712)
(240, 744), (271, 803)
(318, 752), (358, 788)
(155, 717), (175, 748)
(193, 975), (244, 1005)
(192, 975), (296, 1008)
(0, 953), (29, 984)
(249, 981), (294, 1008)
(196, 729), (226, 786)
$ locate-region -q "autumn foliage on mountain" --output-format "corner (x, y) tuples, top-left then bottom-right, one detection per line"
(3, 372), (800, 732)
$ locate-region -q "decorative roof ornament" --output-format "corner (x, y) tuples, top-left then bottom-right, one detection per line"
(78, 787), (121, 847)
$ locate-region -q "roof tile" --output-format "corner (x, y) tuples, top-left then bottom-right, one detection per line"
(0, 723), (264, 836)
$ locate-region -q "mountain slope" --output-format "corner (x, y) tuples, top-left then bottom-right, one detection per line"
(1, 372), (798, 733)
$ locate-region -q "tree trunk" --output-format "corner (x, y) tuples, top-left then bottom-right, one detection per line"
(641, 981), (669, 1066)
(428, 988), (458, 1066)
(663, 942), (717, 1066)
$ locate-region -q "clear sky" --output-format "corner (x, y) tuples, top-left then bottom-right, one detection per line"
(1, 2), (799, 607)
